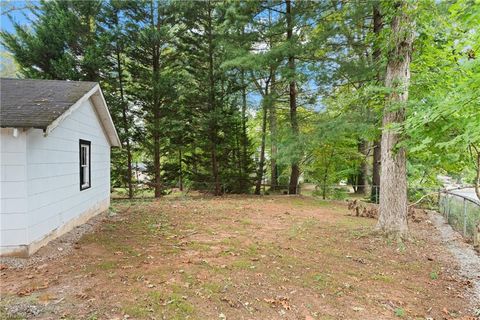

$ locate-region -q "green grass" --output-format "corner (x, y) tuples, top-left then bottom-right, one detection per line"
(371, 273), (394, 283)
(287, 218), (318, 239)
(394, 307), (405, 317)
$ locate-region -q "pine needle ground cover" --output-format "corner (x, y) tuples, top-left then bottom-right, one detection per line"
(0, 196), (473, 319)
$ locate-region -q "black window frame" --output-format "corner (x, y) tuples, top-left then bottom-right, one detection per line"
(79, 139), (91, 191)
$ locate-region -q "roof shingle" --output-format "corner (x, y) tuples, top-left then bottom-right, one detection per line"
(0, 78), (97, 129)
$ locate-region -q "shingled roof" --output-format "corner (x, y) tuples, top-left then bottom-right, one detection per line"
(0, 78), (121, 146)
(0, 78), (98, 129)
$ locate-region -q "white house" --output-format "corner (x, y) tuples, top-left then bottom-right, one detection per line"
(0, 78), (120, 257)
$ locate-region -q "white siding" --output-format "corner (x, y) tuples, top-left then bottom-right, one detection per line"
(0, 128), (28, 247)
(26, 98), (111, 244)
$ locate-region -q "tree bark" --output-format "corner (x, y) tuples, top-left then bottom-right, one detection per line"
(376, 1), (414, 239)
(113, 9), (133, 199)
(474, 146), (480, 201)
(371, 140), (381, 201)
(355, 141), (368, 194)
(286, 0), (300, 195)
(240, 69), (249, 191)
(178, 148), (183, 191)
(152, 1), (162, 198)
(207, 1), (221, 196)
(371, 3), (383, 202)
(269, 69), (278, 190)
(255, 94), (269, 195)
(322, 149), (335, 200)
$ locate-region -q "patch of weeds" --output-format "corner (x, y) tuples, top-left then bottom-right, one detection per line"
(371, 273), (394, 283)
(0, 306), (22, 320)
(337, 217), (373, 228)
(188, 241), (211, 252)
(122, 245), (140, 257)
(312, 273), (330, 290)
(246, 244), (259, 256)
(164, 293), (195, 318)
(220, 237), (241, 247)
(300, 270), (339, 294)
(289, 198), (330, 208)
(344, 270), (363, 278)
(231, 258), (254, 270)
(349, 227), (373, 239)
(86, 313), (99, 320)
(122, 305), (150, 318)
(288, 218), (317, 239)
(201, 281), (222, 296)
(239, 218), (253, 226)
(397, 242), (407, 253)
(318, 316), (336, 320)
(429, 271), (438, 280)
(394, 307), (405, 317)
(98, 261), (117, 270)
(103, 223), (117, 232)
(85, 261), (117, 273)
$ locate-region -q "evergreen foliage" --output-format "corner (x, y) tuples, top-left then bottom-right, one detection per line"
(2, 0), (478, 210)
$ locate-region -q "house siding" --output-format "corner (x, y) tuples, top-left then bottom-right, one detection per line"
(25, 98), (111, 245)
(0, 128), (28, 249)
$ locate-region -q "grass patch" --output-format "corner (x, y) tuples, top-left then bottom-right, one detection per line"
(288, 218), (318, 239)
(231, 258), (255, 270)
(188, 241), (211, 252)
(371, 273), (394, 283)
(122, 305), (150, 318)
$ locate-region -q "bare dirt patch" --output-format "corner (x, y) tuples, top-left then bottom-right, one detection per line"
(0, 196), (477, 319)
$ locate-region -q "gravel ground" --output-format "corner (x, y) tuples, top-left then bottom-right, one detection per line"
(0, 210), (111, 269)
(429, 211), (480, 311)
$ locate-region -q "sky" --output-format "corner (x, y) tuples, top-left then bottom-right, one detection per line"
(1, 1), (35, 33)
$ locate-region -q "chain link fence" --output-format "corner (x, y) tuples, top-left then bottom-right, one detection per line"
(438, 189), (480, 241)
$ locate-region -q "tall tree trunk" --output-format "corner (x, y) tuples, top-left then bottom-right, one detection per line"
(113, 10), (133, 199)
(269, 70), (278, 190)
(322, 149), (335, 200)
(207, 1), (221, 196)
(286, 0), (300, 195)
(152, 1), (162, 198)
(371, 140), (381, 201)
(355, 141), (367, 194)
(178, 148), (183, 191)
(377, 1), (414, 238)
(255, 91), (269, 195)
(240, 69), (249, 192)
(371, 3), (383, 202)
(474, 146), (480, 201)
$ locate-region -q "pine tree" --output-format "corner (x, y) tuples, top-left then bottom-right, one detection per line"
(1, 0), (106, 81)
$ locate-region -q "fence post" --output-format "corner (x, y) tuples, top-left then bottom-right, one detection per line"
(376, 186), (379, 204)
(463, 198), (467, 237)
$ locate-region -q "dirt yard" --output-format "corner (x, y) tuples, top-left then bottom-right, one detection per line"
(0, 196), (477, 319)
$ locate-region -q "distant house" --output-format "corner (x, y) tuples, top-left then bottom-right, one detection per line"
(0, 78), (120, 257)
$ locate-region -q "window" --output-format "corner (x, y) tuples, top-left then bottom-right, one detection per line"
(79, 139), (91, 190)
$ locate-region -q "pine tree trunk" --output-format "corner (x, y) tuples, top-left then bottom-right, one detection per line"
(178, 148), (183, 191)
(241, 69), (249, 192)
(376, 1), (414, 239)
(114, 35), (133, 199)
(269, 70), (278, 190)
(152, 1), (162, 198)
(286, 0), (299, 195)
(355, 141), (367, 194)
(255, 92), (269, 195)
(207, 1), (221, 196)
(371, 140), (381, 201)
(371, 3), (383, 202)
